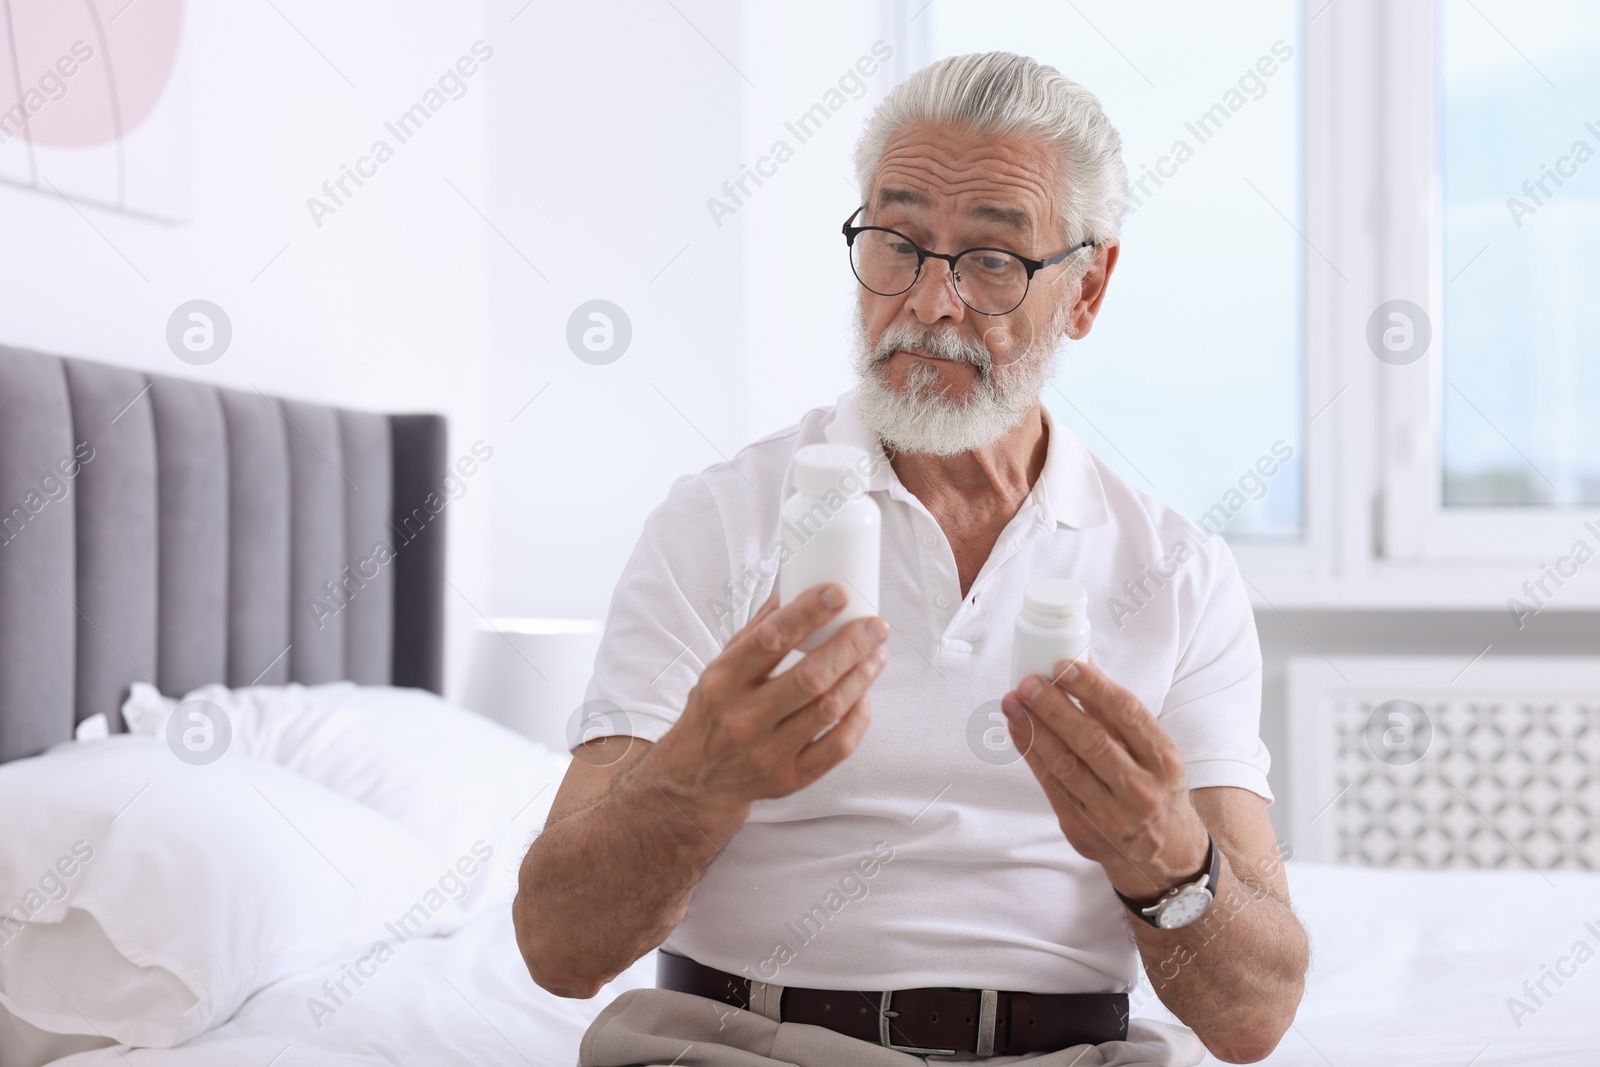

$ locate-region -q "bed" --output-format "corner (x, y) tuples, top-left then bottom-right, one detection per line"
(22, 861), (1600, 1067)
(1, 345), (1596, 1067)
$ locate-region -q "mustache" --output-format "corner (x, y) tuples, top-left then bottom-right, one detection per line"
(873, 323), (993, 374)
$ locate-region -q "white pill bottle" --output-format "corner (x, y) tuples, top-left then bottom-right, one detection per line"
(778, 443), (882, 652)
(1011, 578), (1091, 689)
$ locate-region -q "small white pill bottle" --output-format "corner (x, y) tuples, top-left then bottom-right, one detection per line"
(1011, 578), (1091, 689)
(778, 443), (882, 652)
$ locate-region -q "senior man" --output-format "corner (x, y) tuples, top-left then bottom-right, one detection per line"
(515, 51), (1308, 1067)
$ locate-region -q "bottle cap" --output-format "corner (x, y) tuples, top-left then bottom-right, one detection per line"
(1023, 578), (1088, 620)
(792, 443), (872, 498)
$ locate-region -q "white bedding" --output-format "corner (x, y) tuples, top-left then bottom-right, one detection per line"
(40, 861), (1600, 1066)
(1242, 862), (1600, 1066)
(7, 683), (1590, 1065)
(39, 907), (658, 1067)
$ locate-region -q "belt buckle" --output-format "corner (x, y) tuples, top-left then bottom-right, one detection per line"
(879, 989), (1000, 1057)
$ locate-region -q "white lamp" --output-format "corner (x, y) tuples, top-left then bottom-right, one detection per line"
(463, 618), (603, 754)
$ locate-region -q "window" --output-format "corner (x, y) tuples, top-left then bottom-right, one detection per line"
(739, 0), (1597, 595)
(1441, 0), (1600, 508)
(1381, 0), (1600, 566)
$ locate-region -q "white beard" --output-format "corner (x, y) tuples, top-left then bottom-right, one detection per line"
(851, 299), (1071, 457)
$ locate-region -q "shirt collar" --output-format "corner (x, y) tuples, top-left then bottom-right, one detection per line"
(821, 387), (1109, 530)
(1032, 397), (1110, 530)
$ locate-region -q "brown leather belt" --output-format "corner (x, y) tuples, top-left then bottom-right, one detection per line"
(656, 950), (1128, 1056)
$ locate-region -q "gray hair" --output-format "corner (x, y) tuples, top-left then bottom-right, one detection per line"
(853, 52), (1129, 251)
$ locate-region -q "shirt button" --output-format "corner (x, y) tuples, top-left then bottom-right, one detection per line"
(936, 593), (951, 609)
(922, 534), (937, 547)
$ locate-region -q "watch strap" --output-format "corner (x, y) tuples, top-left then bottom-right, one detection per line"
(1113, 830), (1220, 927)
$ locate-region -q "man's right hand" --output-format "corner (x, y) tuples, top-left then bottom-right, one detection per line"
(648, 582), (890, 817)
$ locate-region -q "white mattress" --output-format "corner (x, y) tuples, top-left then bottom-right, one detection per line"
(43, 862), (1600, 1066)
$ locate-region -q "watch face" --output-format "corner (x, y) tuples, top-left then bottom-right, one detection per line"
(1155, 886), (1214, 929)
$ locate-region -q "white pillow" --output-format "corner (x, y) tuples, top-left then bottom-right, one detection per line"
(0, 735), (467, 1048)
(122, 682), (574, 914)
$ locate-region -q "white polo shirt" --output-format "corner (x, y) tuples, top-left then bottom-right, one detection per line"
(577, 387), (1272, 995)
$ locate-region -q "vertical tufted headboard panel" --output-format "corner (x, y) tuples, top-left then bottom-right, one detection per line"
(0, 345), (447, 762)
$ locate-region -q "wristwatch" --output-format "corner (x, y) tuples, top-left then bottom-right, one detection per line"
(1113, 830), (1220, 930)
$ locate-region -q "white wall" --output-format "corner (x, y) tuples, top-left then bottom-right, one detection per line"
(483, 0), (913, 623)
(482, 0), (739, 623)
(0, 0), (494, 699)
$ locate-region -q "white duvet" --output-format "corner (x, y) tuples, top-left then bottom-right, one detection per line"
(42, 906), (656, 1067)
(42, 861), (1600, 1066)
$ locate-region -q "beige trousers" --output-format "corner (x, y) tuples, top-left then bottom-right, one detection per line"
(577, 987), (1209, 1067)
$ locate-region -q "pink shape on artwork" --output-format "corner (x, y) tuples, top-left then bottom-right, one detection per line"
(0, 0), (184, 147)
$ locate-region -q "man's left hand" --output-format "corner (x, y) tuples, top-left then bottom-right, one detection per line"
(1000, 657), (1210, 903)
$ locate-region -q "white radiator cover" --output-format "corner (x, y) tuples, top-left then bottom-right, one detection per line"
(1286, 656), (1600, 869)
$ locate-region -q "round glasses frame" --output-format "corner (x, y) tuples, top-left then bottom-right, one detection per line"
(841, 205), (1094, 316)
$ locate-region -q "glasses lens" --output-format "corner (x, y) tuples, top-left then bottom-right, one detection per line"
(953, 249), (1028, 315)
(850, 229), (921, 295)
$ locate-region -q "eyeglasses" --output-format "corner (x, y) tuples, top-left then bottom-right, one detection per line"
(841, 205), (1093, 316)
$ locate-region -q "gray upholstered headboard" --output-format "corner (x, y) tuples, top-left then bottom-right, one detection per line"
(0, 344), (448, 763)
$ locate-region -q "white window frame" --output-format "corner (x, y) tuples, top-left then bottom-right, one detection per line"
(1377, 0), (1600, 565)
(1249, 0), (1600, 609)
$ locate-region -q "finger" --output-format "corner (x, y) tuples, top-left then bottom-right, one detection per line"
(1002, 692), (1115, 811)
(722, 583), (850, 680)
(795, 692), (872, 781)
(1050, 657), (1166, 771)
(765, 614), (889, 716)
(1013, 674), (1143, 795)
(1015, 724), (1167, 895)
(1005, 697), (1166, 880)
(772, 642), (888, 753)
